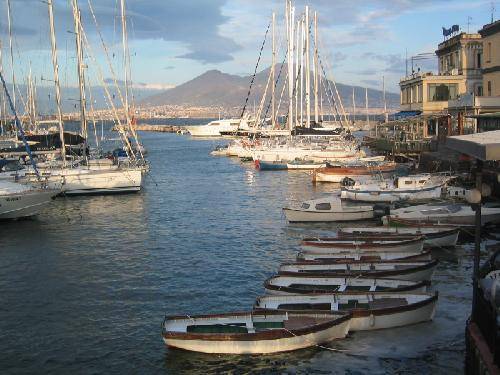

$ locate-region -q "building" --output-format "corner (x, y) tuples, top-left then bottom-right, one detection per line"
(479, 20), (500, 97)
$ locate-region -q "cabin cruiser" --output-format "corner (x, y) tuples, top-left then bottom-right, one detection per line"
(185, 118), (251, 137)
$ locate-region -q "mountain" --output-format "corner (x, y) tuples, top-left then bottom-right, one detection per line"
(141, 65), (400, 110)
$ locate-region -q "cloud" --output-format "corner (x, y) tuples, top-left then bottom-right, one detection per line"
(0, 0), (241, 64)
(164, 66), (175, 70)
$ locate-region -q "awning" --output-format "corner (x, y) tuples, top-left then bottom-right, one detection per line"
(466, 112), (500, 119)
(392, 110), (422, 120)
(446, 130), (500, 161)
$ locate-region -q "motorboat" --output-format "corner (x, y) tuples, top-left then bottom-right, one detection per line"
(278, 260), (438, 282)
(254, 292), (438, 331)
(0, 180), (59, 219)
(162, 310), (351, 354)
(185, 118), (250, 137)
(264, 275), (429, 295)
(340, 174), (450, 203)
(313, 161), (398, 183)
(254, 160), (288, 170)
(283, 197), (374, 223)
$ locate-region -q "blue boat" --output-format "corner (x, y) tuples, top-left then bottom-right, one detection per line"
(254, 160), (288, 171)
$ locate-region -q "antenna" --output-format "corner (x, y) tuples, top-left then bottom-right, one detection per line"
(467, 16), (472, 33)
(492, 1), (496, 23)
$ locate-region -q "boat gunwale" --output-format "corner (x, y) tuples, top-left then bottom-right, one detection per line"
(301, 236), (425, 248)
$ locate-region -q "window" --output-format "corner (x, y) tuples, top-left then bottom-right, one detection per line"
(405, 181), (413, 185)
(315, 203), (331, 211)
(477, 85), (483, 96)
(487, 42), (492, 63)
(301, 203), (310, 209)
(488, 81), (492, 96)
(477, 53), (482, 69)
(418, 84), (423, 103)
(428, 83), (458, 102)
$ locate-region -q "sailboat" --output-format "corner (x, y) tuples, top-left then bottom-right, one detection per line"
(0, 180), (58, 219)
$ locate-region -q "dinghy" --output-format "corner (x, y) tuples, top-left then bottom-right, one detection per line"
(301, 236), (424, 254)
(286, 159), (326, 170)
(278, 260), (438, 282)
(254, 160), (288, 170)
(297, 250), (432, 262)
(383, 203), (500, 226)
(264, 275), (429, 295)
(162, 310), (351, 354)
(254, 292), (438, 331)
(340, 174), (449, 203)
(283, 197), (374, 223)
(312, 162), (397, 183)
(338, 227), (460, 248)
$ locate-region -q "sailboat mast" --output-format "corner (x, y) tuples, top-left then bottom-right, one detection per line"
(313, 11), (319, 125)
(47, 0), (67, 165)
(352, 87), (356, 125)
(71, 0), (88, 142)
(120, 0), (130, 119)
(383, 75), (388, 123)
(304, 6), (310, 128)
(294, 18), (300, 127)
(365, 87), (370, 128)
(300, 16), (304, 127)
(271, 12), (276, 128)
(286, 0), (293, 132)
(6, 0), (16, 111)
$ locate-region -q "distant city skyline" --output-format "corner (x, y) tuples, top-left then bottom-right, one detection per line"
(0, 0), (497, 95)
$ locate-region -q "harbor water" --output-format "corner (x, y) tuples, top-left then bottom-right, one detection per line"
(0, 125), (476, 374)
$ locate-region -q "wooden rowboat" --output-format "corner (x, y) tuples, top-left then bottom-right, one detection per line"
(254, 292), (438, 331)
(162, 310), (351, 354)
(264, 275), (429, 295)
(301, 236), (424, 254)
(337, 228), (460, 248)
(312, 162), (398, 183)
(278, 260), (438, 282)
(296, 250), (433, 262)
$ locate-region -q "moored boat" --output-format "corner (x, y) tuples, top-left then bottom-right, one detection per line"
(254, 159), (288, 170)
(264, 275), (429, 295)
(278, 260), (438, 282)
(286, 159), (327, 170)
(254, 292), (438, 331)
(338, 227), (460, 248)
(0, 180), (59, 219)
(297, 250), (432, 262)
(162, 310), (351, 354)
(283, 197), (374, 223)
(312, 162), (398, 183)
(383, 203), (500, 226)
(301, 236), (425, 254)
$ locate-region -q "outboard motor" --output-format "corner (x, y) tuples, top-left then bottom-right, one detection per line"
(373, 203), (391, 218)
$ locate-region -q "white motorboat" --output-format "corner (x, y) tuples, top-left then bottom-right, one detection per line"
(254, 292), (438, 331)
(162, 310), (351, 354)
(340, 174), (450, 203)
(185, 118), (250, 137)
(0, 180), (59, 219)
(283, 197), (374, 223)
(278, 260), (438, 282)
(297, 250), (432, 263)
(338, 227), (460, 248)
(264, 275), (429, 295)
(301, 236), (425, 254)
(383, 203), (500, 226)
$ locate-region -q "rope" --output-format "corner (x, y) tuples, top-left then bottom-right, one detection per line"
(240, 20), (272, 120)
(263, 53), (287, 128)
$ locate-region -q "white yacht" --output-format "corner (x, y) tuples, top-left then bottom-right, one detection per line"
(185, 118), (250, 137)
(0, 180), (58, 219)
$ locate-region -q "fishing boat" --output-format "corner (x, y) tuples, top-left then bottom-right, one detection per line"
(338, 227), (460, 248)
(254, 292), (438, 331)
(383, 203), (500, 226)
(0, 180), (59, 219)
(301, 236), (425, 254)
(283, 197), (374, 223)
(161, 310), (351, 354)
(264, 275), (429, 295)
(278, 260), (437, 282)
(312, 162), (398, 183)
(297, 250), (432, 262)
(254, 159), (288, 170)
(340, 174), (450, 203)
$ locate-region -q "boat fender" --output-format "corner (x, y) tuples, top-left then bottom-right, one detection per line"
(369, 314), (375, 327)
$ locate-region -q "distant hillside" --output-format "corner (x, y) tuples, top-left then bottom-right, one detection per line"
(142, 65), (399, 110)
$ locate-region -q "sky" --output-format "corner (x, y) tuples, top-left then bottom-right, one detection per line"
(0, 0), (497, 95)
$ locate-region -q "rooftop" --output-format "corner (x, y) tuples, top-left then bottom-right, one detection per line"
(479, 19), (500, 37)
(446, 130), (500, 161)
(437, 32), (482, 53)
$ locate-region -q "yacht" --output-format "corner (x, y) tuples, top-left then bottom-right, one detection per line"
(185, 118), (250, 137)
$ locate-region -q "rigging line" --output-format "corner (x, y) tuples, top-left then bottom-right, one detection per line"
(263, 53), (287, 127)
(240, 19), (272, 120)
(0, 70), (40, 178)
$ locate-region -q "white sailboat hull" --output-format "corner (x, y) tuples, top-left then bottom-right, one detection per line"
(0, 189), (57, 219)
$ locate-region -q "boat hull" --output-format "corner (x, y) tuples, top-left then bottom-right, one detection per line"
(341, 185), (443, 203)
(283, 208), (374, 222)
(0, 189), (57, 219)
(301, 238), (424, 254)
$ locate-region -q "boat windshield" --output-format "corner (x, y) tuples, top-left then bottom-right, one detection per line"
(315, 203), (331, 211)
(301, 203), (311, 209)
